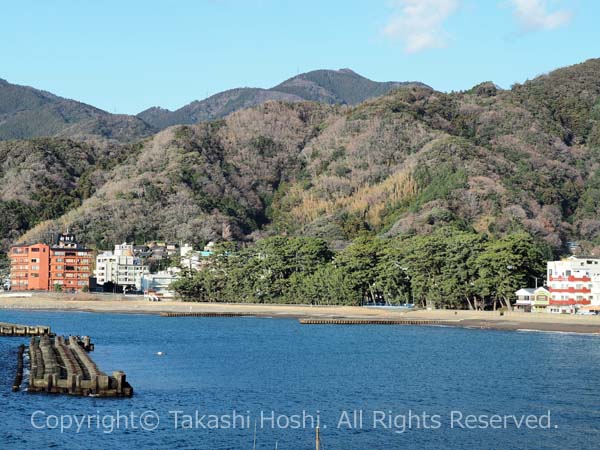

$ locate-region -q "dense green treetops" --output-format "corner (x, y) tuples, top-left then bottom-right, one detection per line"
(171, 229), (549, 309)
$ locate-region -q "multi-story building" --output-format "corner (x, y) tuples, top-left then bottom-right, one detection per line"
(9, 244), (50, 291)
(9, 233), (92, 292)
(141, 268), (180, 300)
(49, 233), (93, 292)
(546, 256), (600, 313)
(95, 243), (148, 291)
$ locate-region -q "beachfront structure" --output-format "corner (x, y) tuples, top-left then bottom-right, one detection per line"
(514, 287), (550, 313)
(95, 243), (148, 291)
(141, 268), (180, 300)
(9, 244), (51, 291)
(49, 233), (93, 292)
(547, 256), (600, 313)
(9, 233), (93, 292)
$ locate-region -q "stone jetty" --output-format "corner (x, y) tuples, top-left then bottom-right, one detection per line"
(28, 335), (133, 397)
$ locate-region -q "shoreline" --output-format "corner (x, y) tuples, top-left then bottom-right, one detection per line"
(2, 294), (600, 334)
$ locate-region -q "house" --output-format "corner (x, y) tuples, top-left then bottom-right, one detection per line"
(180, 242), (214, 272)
(514, 287), (550, 313)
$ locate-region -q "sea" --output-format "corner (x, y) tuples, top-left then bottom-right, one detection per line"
(1, 309), (599, 449)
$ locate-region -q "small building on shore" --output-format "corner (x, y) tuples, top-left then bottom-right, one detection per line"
(141, 268), (180, 301)
(514, 287), (550, 313)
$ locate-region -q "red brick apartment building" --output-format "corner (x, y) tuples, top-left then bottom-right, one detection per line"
(9, 233), (93, 292)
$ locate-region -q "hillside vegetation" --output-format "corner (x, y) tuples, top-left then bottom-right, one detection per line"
(4, 59), (600, 256)
(0, 78), (156, 142)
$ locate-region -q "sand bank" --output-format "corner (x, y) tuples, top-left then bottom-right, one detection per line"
(2, 293), (600, 334)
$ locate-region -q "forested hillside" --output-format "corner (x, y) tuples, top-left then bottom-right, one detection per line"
(3, 59), (600, 257)
(0, 79), (156, 142)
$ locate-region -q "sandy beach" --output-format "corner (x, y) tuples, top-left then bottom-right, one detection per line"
(2, 292), (600, 334)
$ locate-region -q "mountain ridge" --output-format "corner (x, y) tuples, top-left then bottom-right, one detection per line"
(0, 69), (428, 142)
(136, 69), (429, 129)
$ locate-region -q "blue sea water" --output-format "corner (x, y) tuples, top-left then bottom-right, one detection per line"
(1, 310), (600, 450)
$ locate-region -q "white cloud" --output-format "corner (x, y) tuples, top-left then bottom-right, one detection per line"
(382, 0), (459, 53)
(509, 0), (572, 31)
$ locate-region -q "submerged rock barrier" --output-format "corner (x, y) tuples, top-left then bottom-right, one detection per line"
(160, 312), (255, 317)
(299, 318), (453, 325)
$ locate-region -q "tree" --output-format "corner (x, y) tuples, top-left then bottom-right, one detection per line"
(438, 230), (486, 310)
(334, 235), (382, 304)
(474, 233), (546, 310)
(374, 239), (412, 305)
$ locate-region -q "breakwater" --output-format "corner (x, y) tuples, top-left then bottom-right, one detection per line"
(1, 321), (131, 397)
(299, 318), (453, 325)
(160, 312), (255, 317)
(12, 344), (25, 391)
(28, 335), (133, 397)
(0, 322), (53, 337)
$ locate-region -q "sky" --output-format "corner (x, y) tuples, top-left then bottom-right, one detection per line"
(1, 0), (597, 114)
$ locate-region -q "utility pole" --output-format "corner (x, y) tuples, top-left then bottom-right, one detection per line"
(316, 426), (320, 450)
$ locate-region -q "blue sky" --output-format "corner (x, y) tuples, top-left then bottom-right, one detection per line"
(1, 0), (597, 114)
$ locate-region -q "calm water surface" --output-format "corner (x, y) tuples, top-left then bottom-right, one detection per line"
(1, 310), (599, 449)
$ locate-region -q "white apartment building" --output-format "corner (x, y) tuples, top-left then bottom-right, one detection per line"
(95, 243), (148, 290)
(141, 268), (180, 300)
(547, 256), (600, 313)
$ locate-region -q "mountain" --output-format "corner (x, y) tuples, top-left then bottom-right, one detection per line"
(136, 69), (428, 129)
(4, 59), (600, 255)
(0, 78), (156, 142)
(0, 137), (137, 249)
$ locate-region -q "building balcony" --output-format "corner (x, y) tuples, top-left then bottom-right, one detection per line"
(548, 287), (592, 294)
(549, 299), (592, 306)
(549, 275), (592, 282)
